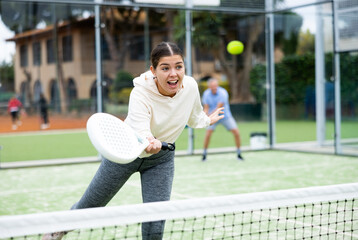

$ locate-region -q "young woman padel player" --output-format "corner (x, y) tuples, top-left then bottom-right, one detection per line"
(42, 42), (224, 240)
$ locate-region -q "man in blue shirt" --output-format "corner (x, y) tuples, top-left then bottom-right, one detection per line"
(201, 78), (244, 161)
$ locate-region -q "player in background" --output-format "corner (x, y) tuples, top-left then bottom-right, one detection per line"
(201, 78), (244, 161)
(7, 95), (23, 130)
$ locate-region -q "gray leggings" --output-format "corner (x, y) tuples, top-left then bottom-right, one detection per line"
(71, 149), (175, 240)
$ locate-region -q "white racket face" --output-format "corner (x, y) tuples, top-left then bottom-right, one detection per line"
(87, 113), (149, 164)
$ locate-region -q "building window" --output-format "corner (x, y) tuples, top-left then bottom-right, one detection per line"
(195, 47), (214, 61)
(62, 35), (73, 62)
(101, 35), (112, 60)
(67, 78), (77, 104)
(47, 39), (55, 64)
(94, 35), (112, 60)
(32, 42), (41, 66)
(50, 80), (61, 112)
(20, 45), (28, 67)
(130, 35), (151, 61)
(90, 77), (111, 100)
(33, 80), (42, 103)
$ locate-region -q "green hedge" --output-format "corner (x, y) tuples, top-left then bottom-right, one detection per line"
(250, 53), (315, 105)
(250, 52), (358, 107)
(0, 91), (14, 102)
(110, 70), (134, 104)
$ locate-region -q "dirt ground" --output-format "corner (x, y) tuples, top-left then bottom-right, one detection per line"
(0, 113), (90, 134)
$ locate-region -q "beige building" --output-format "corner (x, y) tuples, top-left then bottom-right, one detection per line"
(8, 18), (96, 110)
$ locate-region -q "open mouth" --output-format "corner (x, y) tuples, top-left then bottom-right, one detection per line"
(167, 80), (178, 86)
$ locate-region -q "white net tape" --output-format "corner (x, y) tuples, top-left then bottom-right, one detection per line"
(0, 182), (358, 239)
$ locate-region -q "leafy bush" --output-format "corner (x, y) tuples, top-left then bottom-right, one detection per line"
(0, 91), (14, 102)
(68, 99), (96, 113)
(250, 53), (315, 105)
(110, 87), (132, 104)
(110, 71), (134, 103)
(250, 64), (266, 103)
(113, 71), (134, 90)
(250, 52), (358, 118)
(325, 53), (358, 105)
(198, 79), (230, 97)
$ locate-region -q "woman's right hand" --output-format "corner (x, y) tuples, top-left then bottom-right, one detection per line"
(145, 137), (162, 154)
(209, 107), (224, 125)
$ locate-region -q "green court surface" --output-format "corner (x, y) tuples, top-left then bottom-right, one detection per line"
(1, 150), (358, 216)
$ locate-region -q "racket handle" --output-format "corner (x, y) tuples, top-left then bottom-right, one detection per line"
(161, 142), (175, 151)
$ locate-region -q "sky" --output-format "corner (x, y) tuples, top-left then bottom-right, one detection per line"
(294, 6), (317, 33)
(0, 16), (15, 64)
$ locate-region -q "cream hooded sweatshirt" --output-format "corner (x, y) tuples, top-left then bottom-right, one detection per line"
(124, 70), (210, 157)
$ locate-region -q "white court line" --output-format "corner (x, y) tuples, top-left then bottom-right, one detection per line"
(0, 184), (88, 196)
(0, 128), (86, 137)
(0, 180), (194, 201)
(0, 175), (191, 199)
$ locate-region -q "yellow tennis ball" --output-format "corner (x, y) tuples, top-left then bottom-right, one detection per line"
(227, 40), (244, 55)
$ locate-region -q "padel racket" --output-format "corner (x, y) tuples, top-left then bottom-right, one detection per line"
(87, 113), (175, 164)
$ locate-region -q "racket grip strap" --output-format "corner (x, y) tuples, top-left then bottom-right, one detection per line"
(161, 142), (175, 151)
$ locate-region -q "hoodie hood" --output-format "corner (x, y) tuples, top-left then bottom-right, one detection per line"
(133, 70), (185, 98)
(133, 70), (162, 96)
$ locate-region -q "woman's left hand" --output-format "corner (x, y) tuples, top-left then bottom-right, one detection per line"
(209, 107), (224, 125)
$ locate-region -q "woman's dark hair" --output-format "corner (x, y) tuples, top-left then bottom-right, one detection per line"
(150, 42), (184, 69)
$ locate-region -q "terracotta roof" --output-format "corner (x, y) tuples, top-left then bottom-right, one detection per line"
(6, 17), (93, 42)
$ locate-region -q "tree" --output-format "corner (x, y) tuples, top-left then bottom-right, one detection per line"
(173, 1), (302, 104)
(99, 5), (169, 72)
(109, 70), (133, 103)
(274, 12), (303, 56)
(100, 6), (142, 71)
(0, 61), (14, 92)
(174, 11), (265, 103)
(296, 29), (315, 55)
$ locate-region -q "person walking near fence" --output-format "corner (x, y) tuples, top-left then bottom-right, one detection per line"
(39, 93), (50, 129)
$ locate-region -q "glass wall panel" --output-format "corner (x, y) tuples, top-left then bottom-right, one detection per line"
(321, 3), (335, 154)
(273, 5), (318, 146)
(0, 1), (99, 162)
(336, 0), (358, 156)
(0, 0), (355, 165)
(271, 3), (346, 155)
(0, 1), (269, 163)
(340, 51), (358, 156)
(98, 6), (268, 154)
(182, 11), (267, 154)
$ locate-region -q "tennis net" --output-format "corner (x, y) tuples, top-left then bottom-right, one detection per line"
(0, 182), (357, 239)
